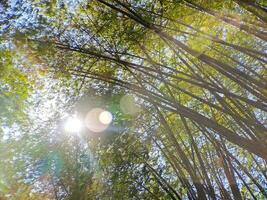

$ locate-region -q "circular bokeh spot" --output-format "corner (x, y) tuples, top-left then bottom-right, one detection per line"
(120, 94), (141, 115)
(99, 110), (113, 125)
(84, 108), (112, 132)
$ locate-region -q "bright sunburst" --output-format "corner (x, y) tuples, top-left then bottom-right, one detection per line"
(64, 117), (82, 133)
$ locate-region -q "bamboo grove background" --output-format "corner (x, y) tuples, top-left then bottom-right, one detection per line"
(0, 0), (267, 199)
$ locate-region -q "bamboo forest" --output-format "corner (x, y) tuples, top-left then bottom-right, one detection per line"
(0, 0), (267, 199)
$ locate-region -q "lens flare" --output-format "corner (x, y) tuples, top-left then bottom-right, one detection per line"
(84, 108), (112, 133)
(99, 111), (112, 125)
(120, 94), (141, 115)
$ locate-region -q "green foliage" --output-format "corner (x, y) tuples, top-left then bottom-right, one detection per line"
(0, 48), (32, 127)
(1, 0), (267, 199)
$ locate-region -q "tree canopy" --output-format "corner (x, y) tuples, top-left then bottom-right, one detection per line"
(0, 0), (267, 199)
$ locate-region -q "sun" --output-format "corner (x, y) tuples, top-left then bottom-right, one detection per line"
(64, 117), (83, 133)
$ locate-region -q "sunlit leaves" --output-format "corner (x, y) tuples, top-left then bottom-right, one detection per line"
(1, 0), (267, 199)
